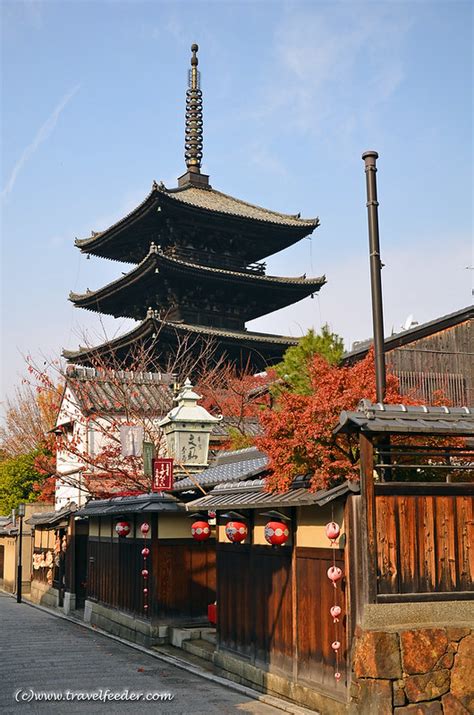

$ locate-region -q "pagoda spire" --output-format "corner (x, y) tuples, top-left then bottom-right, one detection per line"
(178, 44), (209, 188)
(185, 44), (203, 173)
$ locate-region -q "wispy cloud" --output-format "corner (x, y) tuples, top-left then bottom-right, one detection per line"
(2, 84), (80, 199)
(247, 4), (412, 141)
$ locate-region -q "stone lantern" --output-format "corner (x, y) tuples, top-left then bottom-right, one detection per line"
(158, 378), (222, 471)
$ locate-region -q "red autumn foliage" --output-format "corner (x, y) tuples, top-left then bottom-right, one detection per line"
(258, 349), (415, 492)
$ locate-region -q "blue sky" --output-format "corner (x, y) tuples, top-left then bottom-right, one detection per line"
(1, 0), (472, 401)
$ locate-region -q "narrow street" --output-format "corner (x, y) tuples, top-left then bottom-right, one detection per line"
(0, 593), (282, 715)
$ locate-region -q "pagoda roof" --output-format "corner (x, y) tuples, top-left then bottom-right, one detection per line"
(74, 183), (319, 263)
(69, 245), (326, 321)
(63, 314), (300, 371)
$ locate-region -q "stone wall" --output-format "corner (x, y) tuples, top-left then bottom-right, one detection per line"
(350, 626), (473, 714)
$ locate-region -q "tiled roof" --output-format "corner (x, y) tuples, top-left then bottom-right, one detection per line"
(173, 447), (268, 491)
(75, 184), (319, 251)
(77, 492), (183, 516)
(25, 504), (78, 528)
(69, 247), (325, 308)
(212, 418), (263, 439)
(64, 366), (174, 416)
(162, 184), (319, 228)
(63, 316), (299, 364)
(186, 478), (360, 510)
(336, 400), (474, 435)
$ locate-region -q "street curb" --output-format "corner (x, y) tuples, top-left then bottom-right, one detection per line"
(18, 595), (317, 715)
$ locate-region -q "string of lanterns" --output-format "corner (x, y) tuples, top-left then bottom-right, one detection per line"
(325, 520), (343, 683)
(140, 522), (150, 613)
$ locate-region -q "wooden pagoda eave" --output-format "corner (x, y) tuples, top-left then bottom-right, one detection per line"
(62, 316), (299, 370)
(69, 249), (326, 321)
(74, 184), (320, 264)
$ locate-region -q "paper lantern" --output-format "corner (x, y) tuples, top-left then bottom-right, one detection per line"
(115, 521), (131, 537)
(141, 569), (149, 578)
(225, 521), (248, 543)
(330, 605), (342, 622)
(331, 640), (341, 651)
(140, 522), (150, 535)
(325, 521), (341, 542)
(264, 521), (290, 546)
(327, 565), (343, 586)
(334, 672), (342, 681)
(141, 547), (150, 557)
(191, 521), (211, 541)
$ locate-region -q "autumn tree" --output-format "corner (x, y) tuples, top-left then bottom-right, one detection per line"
(0, 382), (61, 457)
(22, 327), (271, 498)
(258, 349), (407, 492)
(197, 362), (273, 450)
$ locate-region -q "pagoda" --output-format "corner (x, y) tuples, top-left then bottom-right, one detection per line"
(65, 45), (325, 372)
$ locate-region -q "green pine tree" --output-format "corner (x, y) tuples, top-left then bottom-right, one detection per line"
(274, 325), (344, 395)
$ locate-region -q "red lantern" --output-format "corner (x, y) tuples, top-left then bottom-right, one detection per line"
(115, 521), (131, 537)
(141, 547), (150, 557)
(140, 522), (150, 535)
(327, 565), (343, 585)
(325, 521), (341, 542)
(225, 521), (248, 543)
(191, 521), (211, 541)
(264, 521), (290, 546)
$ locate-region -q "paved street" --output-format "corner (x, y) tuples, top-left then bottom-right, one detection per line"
(0, 593), (282, 715)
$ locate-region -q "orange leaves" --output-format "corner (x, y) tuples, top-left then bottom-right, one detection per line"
(258, 349), (411, 492)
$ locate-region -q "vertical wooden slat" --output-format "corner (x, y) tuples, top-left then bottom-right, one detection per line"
(435, 497), (457, 591)
(376, 494), (399, 594)
(417, 496), (437, 592)
(456, 495), (474, 591)
(397, 496), (419, 593)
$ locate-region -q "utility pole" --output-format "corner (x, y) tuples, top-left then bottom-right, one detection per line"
(362, 150), (386, 403)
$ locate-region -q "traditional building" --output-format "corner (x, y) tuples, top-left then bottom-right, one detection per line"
(65, 45), (325, 371)
(343, 305), (474, 405)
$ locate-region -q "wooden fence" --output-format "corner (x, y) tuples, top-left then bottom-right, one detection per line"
(217, 543), (347, 692)
(374, 483), (473, 601)
(87, 533), (216, 619)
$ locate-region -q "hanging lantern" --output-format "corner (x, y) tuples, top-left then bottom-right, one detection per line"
(225, 521), (248, 543)
(141, 547), (150, 557)
(325, 521), (341, 542)
(191, 521), (211, 541)
(327, 565), (343, 586)
(140, 522), (150, 535)
(141, 568), (149, 578)
(115, 521), (131, 537)
(334, 672), (342, 681)
(331, 640), (341, 651)
(264, 521), (290, 546)
(330, 605), (342, 622)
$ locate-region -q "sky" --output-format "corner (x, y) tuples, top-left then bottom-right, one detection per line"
(1, 0), (472, 403)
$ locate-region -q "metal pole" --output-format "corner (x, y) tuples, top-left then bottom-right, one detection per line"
(362, 150), (386, 403)
(16, 512), (24, 604)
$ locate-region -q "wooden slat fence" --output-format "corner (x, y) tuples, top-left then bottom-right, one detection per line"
(217, 544), (347, 689)
(374, 483), (473, 601)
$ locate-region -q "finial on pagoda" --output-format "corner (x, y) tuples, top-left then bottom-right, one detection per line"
(178, 44), (210, 189)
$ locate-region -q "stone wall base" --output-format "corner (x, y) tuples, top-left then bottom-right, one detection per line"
(84, 600), (169, 648)
(350, 617), (473, 714)
(213, 649), (347, 715)
(29, 581), (59, 609)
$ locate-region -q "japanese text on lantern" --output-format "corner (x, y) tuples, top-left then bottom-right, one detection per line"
(152, 458), (174, 491)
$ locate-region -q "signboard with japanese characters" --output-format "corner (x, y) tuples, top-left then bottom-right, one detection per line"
(152, 458), (174, 491)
